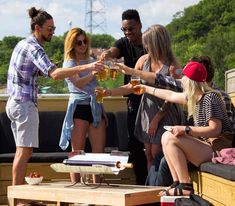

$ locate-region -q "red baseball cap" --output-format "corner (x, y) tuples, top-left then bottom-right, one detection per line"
(183, 61), (207, 82)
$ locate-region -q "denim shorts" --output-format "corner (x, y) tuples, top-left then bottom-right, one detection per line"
(5, 98), (39, 148)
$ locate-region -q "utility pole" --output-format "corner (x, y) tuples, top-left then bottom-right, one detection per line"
(85, 0), (106, 34)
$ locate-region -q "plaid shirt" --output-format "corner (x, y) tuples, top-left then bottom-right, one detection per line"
(155, 73), (183, 92)
(7, 35), (55, 105)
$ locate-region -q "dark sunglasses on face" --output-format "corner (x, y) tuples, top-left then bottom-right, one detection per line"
(47, 26), (56, 32)
(76, 39), (87, 46)
(121, 26), (134, 32)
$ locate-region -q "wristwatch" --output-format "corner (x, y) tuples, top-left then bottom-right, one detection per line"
(185, 126), (191, 135)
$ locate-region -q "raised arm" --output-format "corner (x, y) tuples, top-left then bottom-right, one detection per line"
(104, 83), (133, 97)
(49, 60), (104, 80)
(116, 62), (156, 84)
(137, 84), (187, 105)
(69, 72), (96, 89)
(100, 47), (120, 60)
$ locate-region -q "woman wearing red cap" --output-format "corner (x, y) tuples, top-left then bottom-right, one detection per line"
(132, 61), (233, 196)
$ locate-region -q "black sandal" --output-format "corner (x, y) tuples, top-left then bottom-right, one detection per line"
(159, 181), (179, 195)
(165, 183), (194, 196)
(169, 181), (179, 188)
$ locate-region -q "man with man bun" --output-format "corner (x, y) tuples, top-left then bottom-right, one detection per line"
(6, 8), (103, 205)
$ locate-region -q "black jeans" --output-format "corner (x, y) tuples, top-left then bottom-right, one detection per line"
(127, 108), (148, 185)
(145, 154), (173, 186)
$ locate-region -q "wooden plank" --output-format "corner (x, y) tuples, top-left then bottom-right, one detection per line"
(0, 164), (12, 180)
(0, 163), (70, 181)
(0, 181), (11, 196)
(0, 163), (136, 205)
(7, 197), (15, 206)
(200, 172), (235, 206)
(0, 196), (8, 205)
(201, 195), (225, 206)
(8, 182), (162, 206)
(0, 96), (127, 112)
(190, 170), (235, 206)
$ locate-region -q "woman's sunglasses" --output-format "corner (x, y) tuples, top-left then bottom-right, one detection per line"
(76, 39), (87, 46)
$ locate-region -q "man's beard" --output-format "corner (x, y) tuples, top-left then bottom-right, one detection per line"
(42, 34), (52, 42)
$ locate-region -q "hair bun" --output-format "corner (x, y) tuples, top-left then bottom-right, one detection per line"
(28, 7), (39, 19)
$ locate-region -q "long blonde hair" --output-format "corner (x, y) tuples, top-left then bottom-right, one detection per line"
(142, 24), (179, 66)
(183, 77), (213, 118)
(64, 27), (90, 63)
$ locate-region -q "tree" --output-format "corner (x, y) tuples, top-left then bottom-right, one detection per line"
(167, 0), (235, 89)
(1, 0), (235, 92)
(89, 34), (115, 48)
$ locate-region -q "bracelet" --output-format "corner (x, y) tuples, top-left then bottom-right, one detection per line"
(106, 89), (112, 96)
(153, 88), (157, 95)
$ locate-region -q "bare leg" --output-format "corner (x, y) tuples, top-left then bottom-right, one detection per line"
(158, 135), (179, 196)
(161, 131), (213, 195)
(70, 118), (89, 183)
(161, 133), (179, 182)
(88, 119), (106, 153)
(13, 147), (33, 185)
(145, 143), (162, 171)
(88, 119), (106, 183)
(165, 140), (190, 182)
(13, 147), (33, 206)
(144, 143), (153, 171)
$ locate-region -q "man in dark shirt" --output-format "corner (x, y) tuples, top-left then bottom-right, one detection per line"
(101, 9), (147, 185)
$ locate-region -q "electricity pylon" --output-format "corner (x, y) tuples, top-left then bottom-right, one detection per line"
(85, 0), (107, 34)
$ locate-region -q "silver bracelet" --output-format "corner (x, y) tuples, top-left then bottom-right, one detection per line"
(153, 88), (157, 95)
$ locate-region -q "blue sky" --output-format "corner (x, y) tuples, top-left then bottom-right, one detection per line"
(0, 0), (200, 40)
